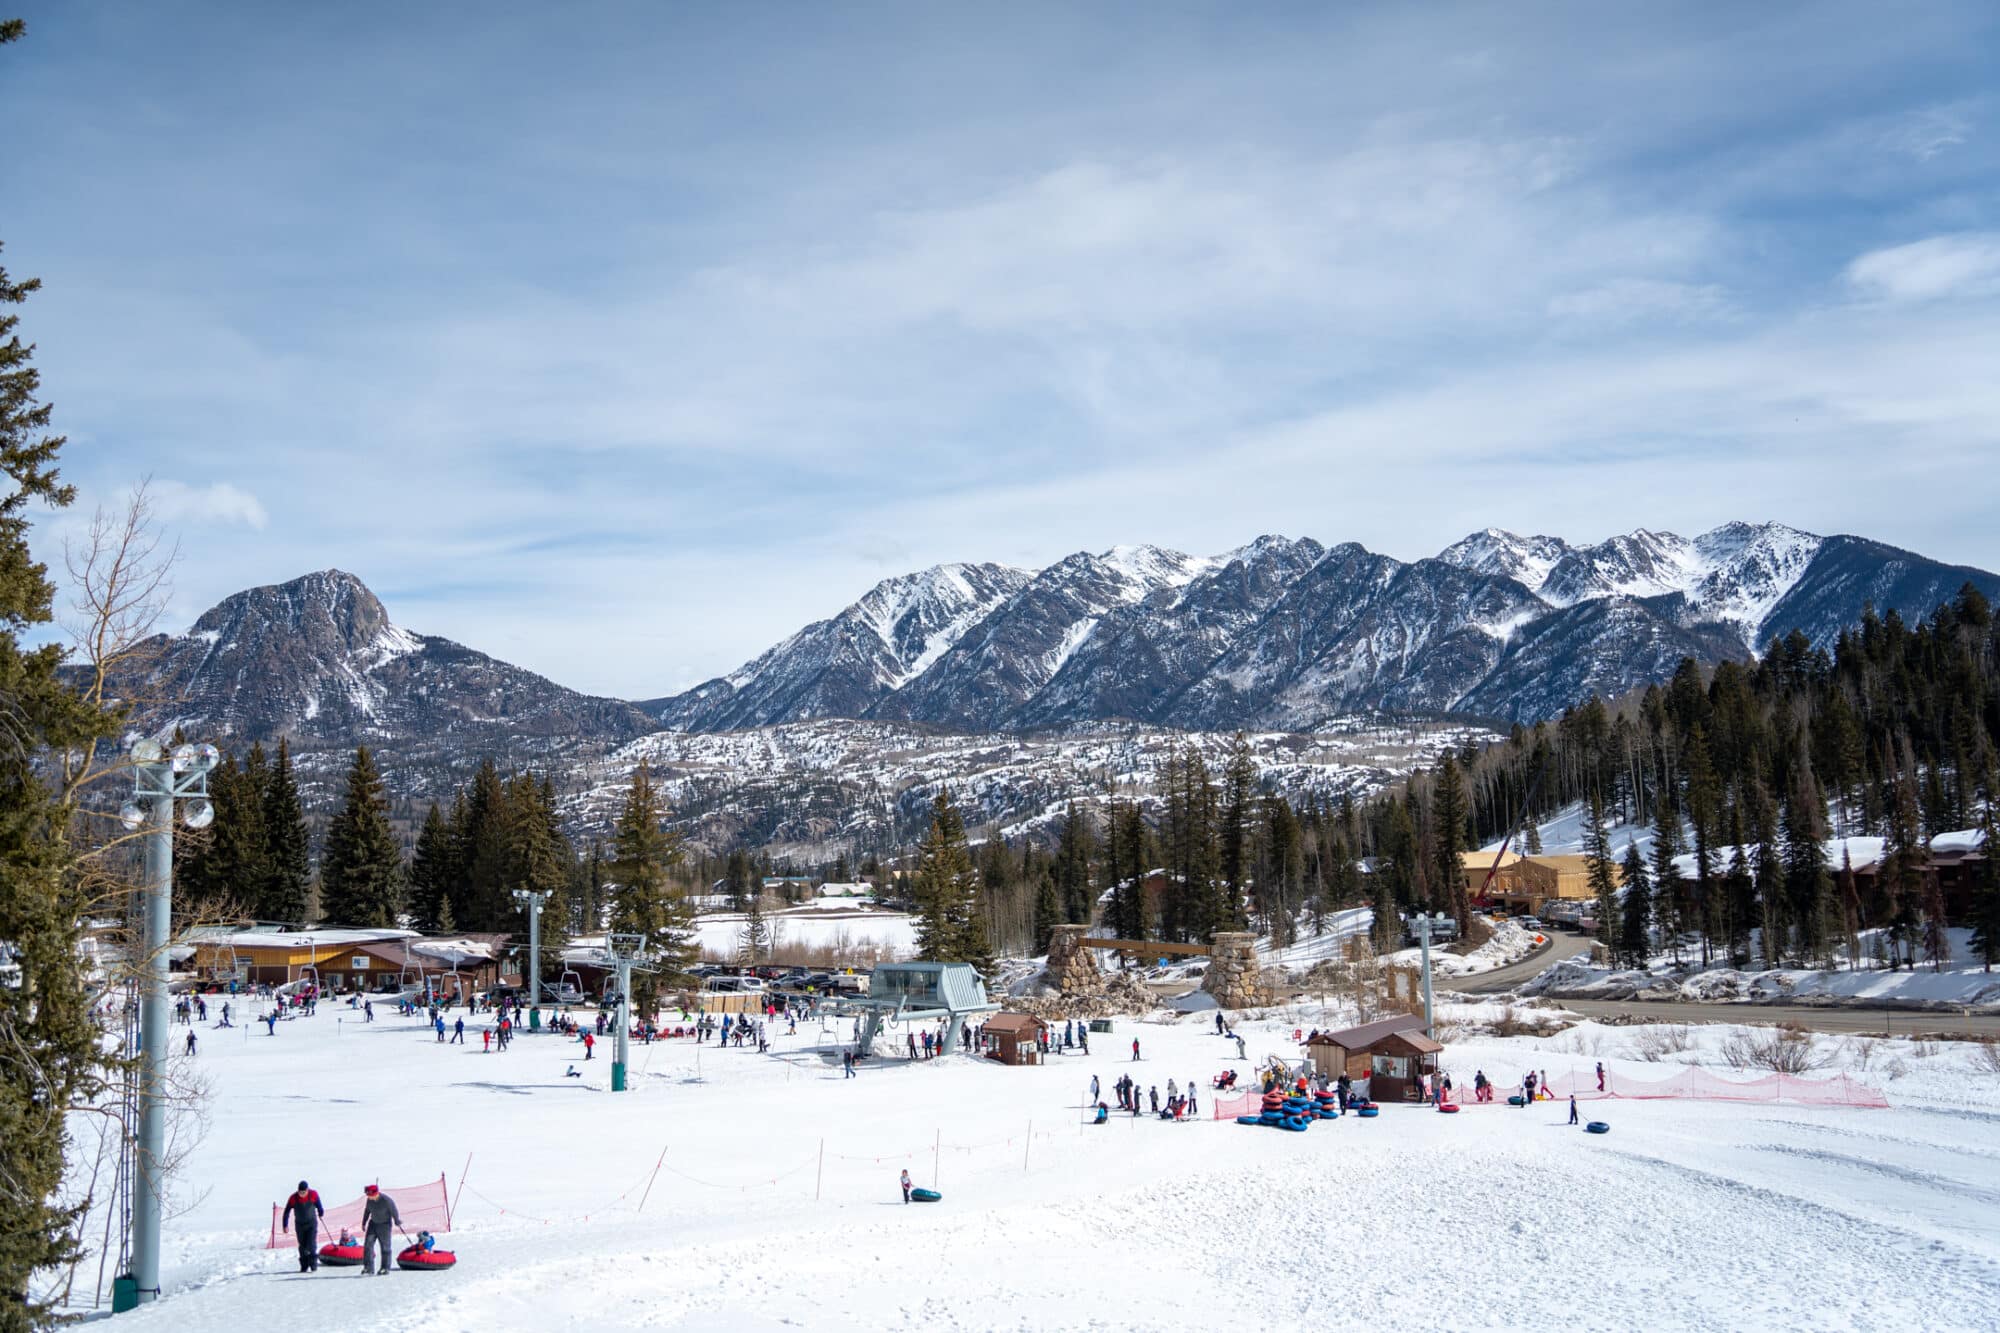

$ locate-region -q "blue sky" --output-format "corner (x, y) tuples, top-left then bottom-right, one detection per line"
(5, 3), (1998, 697)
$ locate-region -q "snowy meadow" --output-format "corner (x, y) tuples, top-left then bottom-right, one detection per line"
(60, 995), (2000, 1332)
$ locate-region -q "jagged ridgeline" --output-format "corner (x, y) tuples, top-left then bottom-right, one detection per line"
(95, 524), (2000, 855)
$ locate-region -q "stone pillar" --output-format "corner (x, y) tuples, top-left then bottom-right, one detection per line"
(1044, 924), (1105, 996)
(1201, 932), (1264, 1010)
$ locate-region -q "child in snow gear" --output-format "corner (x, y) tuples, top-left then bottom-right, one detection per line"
(282, 1180), (324, 1271)
(900, 1170), (912, 1204)
(1569, 1094), (1580, 1125)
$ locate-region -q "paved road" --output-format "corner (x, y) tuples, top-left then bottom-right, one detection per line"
(1546, 997), (2000, 1037)
(1439, 931), (1595, 995)
(1433, 930), (2000, 1035)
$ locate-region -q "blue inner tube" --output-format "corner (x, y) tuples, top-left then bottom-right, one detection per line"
(1282, 1115), (1309, 1130)
(1356, 1106), (1380, 1118)
(1507, 1095), (1526, 1106)
(1586, 1122), (1610, 1135)
(1235, 1115), (1265, 1125)
(1316, 1108), (1340, 1118)
(910, 1187), (942, 1202)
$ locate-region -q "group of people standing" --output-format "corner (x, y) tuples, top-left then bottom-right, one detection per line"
(1102, 1072), (1199, 1120)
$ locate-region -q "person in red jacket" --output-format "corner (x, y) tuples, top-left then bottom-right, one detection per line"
(583, 1031), (595, 1060)
(281, 1180), (324, 1272)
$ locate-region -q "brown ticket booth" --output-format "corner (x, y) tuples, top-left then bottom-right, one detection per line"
(1304, 1013), (1442, 1102)
(982, 1013), (1047, 1066)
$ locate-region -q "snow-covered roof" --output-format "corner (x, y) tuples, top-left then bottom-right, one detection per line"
(409, 938), (499, 966)
(1666, 830), (1991, 881)
(186, 927), (417, 949)
(1930, 828), (1989, 859)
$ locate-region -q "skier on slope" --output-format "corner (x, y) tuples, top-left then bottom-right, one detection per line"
(281, 1180), (324, 1272)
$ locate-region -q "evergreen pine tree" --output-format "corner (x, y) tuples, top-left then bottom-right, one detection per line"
(1684, 727), (1721, 964)
(1649, 789), (1683, 965)
(1218, 731), (1256, 912)
(436, 894), (456, 935)
(1053, 802), (1094, 924)
(457, 758), (509, 930)
(1782, 762), (1832, 967)
(1970, 782), (2000, 972)
(319, 746), (404, 927)
(909, 789), (990, 973)
(605, 761), (697, 1011)
(1881, 757), (1927, 971)
(737, 891), (770, 962)
(0, 135), (121, 1321)
(407, 802), (453, 932)
(1032, 869), (1063, 954)
(1430, 754), (1472, 929)
(1583, 790), (1620, 949)
(1618, 840), (1652, 968)
(260, 738), (312, 924)
(1522, 815), (1543, 856)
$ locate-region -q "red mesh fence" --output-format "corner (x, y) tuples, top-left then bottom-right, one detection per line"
(1212, 1090), (1264, 1120)
(1539, 1068), (1887, 1108)
(267, 1174), (452, 1249)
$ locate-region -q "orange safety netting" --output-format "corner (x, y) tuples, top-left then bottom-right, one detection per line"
(1212, 1090), (1264, 1120)
(1539, 1067), (1888, 1108)
(267, 1175), (451, 1249)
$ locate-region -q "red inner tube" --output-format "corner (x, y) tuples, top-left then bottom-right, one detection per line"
(397, 1247), (457, 1268)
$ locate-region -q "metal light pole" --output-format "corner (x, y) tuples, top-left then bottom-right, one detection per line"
(606, 932), (647, 1092)
(1409, 912), (1442, 1038)
(511, 889), (548, 1006)
(117, 739), (218, 1310)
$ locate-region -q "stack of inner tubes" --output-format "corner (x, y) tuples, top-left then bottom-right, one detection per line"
(1239, 1087), (1313, 1131)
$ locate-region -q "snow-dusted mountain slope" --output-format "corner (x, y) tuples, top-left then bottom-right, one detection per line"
(114, 569), (653, 752)
(643, 561), (1032, 731)
(560, 716), (1496, 856)
(651, 523), (2000, 727)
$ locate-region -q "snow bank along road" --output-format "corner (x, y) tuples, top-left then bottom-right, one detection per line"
(83, 1001), (2000, 1332)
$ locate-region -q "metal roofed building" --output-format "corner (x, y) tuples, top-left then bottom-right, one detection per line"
(850, 961), (999, 1057)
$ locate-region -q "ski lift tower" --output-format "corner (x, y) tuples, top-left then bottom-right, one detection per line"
(512, 888), (549, 1006)
(606, 932), (650, 1092)
(115, 738), (219, 1311)
(1407, 912), (1447, 1038)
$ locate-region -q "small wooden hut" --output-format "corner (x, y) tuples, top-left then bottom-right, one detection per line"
(981, 1012), (1046, 1066)
(1304, 1013), (1441, 1102)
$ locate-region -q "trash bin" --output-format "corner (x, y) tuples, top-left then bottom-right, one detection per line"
(112, 1273), (138, 1312)
(529, 1005), (541, 1032)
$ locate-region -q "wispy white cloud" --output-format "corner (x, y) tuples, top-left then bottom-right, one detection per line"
(1845, 232), (2000, 303)
(7, 1), (1999, 696)
(147, 480), (269, 531)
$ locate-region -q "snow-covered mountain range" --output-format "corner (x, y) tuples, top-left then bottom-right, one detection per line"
(648, 522), (1999, 729)
(100, 522), (1996, 840)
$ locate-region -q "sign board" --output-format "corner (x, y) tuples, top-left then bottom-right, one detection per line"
(352, 956), (370, 970)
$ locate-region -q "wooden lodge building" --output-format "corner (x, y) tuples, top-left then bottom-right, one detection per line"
(1304, 1013), (1442, 1103)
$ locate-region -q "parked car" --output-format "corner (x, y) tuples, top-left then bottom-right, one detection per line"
(1516, 916), (1543, 932)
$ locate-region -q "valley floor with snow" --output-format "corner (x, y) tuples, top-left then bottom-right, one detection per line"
(58, 992), (2000, 1332)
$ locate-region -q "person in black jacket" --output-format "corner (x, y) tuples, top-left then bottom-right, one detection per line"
(281, 1180), (324, 1272)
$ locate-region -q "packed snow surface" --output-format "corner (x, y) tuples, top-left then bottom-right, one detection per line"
(69, 994), (2000, 1331)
